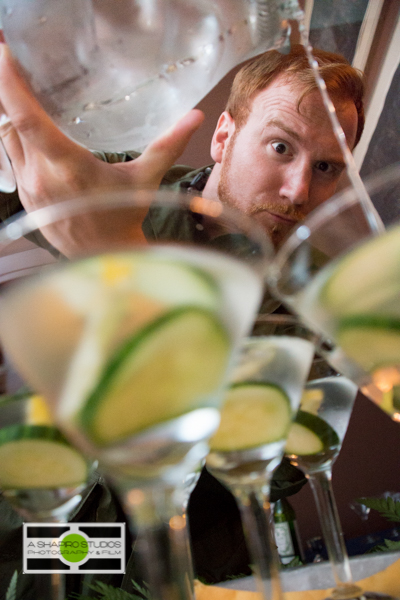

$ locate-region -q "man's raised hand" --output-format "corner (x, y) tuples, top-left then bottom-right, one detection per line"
(0, 43), (204, 212)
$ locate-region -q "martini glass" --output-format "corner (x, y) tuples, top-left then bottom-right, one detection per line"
(0, 376), (94, 600)
(267, 165), (400, 598)
(0, 189), (272, 600)
(285, 357), (360, 600)
(267, 163), (400, 419)
(206, 314), (317, 600)
(0, 390), (91, 521)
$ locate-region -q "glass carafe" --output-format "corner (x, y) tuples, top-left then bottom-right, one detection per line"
(0, 0), (300, 152)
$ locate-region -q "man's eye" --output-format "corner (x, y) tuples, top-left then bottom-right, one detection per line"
(271, 142), (289, 155)
(315, 161), (334, 173)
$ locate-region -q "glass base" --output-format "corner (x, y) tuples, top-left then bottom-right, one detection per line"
(327, 588), (399, 600)
(327, 584), (364, 600)
(360, 594), (400, 600)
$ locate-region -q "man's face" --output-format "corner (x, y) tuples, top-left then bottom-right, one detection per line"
(214, 76), (358, 247)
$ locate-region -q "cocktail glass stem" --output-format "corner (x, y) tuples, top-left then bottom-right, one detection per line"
(32, 573), (64, 600)
(120, 482), (195, 600)
(4, 491), (84, 600)
(34, 512), (74, 600)
(307, 468), (363, 600)
(51, 574), (64, 600)
(228, 478), (284, 600)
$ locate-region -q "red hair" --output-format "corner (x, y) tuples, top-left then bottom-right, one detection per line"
(225, 45), (365, 147)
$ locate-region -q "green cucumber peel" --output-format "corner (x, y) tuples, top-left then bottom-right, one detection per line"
(338, 314), (400, 331)
(292, 410), (339, 453)
(0, 387), (34, 409)
(0, 426), (88, 489)
(210, 381), (292, 451)
(337, 314), (400, 372)
(229, 381), (289, 394)
(320, 225), (400, 316)
(80, 305), (229, 444)
(0, 424), (69, 446)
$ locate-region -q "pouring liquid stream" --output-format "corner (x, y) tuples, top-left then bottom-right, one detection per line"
(296, 11), (385, 235)
(280, 11), (380, 600)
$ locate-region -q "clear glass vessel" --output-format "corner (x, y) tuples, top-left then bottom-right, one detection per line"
(206, 314), (316, 600)
(0, 366), (94, 600)
(286, 358), (360, 600)
(0, 189), (272, 600)
(267, 164), (400, 600)
(0, 0), (299, 152)
(268, 163), (400, 421)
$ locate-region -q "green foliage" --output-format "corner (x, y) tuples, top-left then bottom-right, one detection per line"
(70, 582), (135, 600)
(367, 538), (400, 554)
(130, 580), (152, 600)
(357, 495), (400, 554)
(225, 573), (251, 581)
(280, 556), (303, 568)
(357, 496), (400, 523)
(5, 571), (18, 600)
(70, 579), (152, 600)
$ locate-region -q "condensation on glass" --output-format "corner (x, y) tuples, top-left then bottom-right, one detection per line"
(0, 0), (300, 151)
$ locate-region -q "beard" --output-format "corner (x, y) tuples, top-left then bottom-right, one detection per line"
(217, 132), (307, 248)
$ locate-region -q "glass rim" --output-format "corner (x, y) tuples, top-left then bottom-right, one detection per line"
(253, 312), (322, 344)
(254, 313), (302, 326)
(270, 161), (400, 275)
(0, 188), (274, 266)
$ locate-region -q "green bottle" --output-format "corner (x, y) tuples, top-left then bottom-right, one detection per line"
(273, 498), (302, 564)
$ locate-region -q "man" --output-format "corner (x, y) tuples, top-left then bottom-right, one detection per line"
(201, 46), (362, 248)
(0, 42), (364, 593)
(0, 44), (363, 246)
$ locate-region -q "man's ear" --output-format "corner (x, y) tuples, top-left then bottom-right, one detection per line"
(210, 111), (235, 163)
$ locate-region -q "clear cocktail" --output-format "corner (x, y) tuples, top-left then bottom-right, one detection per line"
(207, 315), (316, 600)
(0, 190), (272, 600)
(269, 164), (400, 421)
(286, 368), (360, 600)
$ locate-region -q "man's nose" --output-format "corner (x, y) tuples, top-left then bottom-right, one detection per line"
(279, 163), (312, 205)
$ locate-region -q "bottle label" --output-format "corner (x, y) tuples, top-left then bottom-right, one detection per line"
(274, 522), (295, 564)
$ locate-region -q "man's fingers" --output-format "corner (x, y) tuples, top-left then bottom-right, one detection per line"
(0, 44), (75, 162)
(137, 109), (205, 186)
(0, 42), (205, 195)
(153, 109), (205, 159)
(0, 106), (24, 164)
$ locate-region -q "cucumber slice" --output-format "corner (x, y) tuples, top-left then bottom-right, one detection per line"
(55, 253), (219, 312)
(321, 224), (400, 316)
(337, 315), (400, 372)
(80, 306), (230, 445)
(209, 382), (291, 452)
(0, 425), (87, 489)
(135, 256), (218, 308)
(285, 410), (339, 456)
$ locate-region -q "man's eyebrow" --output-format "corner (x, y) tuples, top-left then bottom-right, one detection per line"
(265, 118), (301, 141)
(266, 118), (347, 169)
